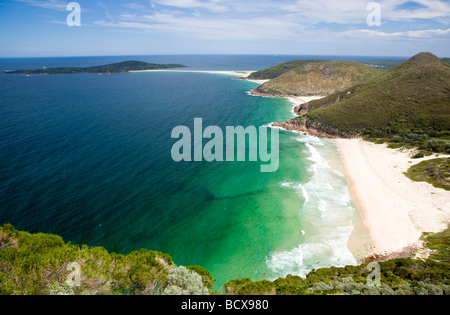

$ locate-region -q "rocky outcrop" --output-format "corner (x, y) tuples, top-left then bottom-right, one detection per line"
(272, 119), (338, 139)
(293, 103), (309, 116)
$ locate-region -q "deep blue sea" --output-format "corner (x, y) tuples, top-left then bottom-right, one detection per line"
(0, 55), (373, 291)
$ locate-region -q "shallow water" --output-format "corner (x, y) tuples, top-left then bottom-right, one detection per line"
(0, 56), (370, 291)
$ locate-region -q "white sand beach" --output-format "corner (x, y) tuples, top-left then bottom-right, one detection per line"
(131, 69), (255, 77)
(287, 96), (326, 106)
(336, 139), (450, 258)
(131, 69), (273, 85)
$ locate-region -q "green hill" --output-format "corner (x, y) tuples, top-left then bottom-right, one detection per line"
(278, 53), (450, 152)
(248, 59), (323, 80)
(4, 61), (186, 75)
(253, 60), (382, 96)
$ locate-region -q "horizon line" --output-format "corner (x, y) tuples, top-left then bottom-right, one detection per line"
(1, 53), (442, 59)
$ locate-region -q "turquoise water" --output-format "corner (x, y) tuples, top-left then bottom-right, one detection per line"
(0, 56), (368, 291)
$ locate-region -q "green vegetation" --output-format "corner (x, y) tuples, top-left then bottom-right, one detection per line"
(443, 58), (450, 65)
(405, 158), (450, 191)
(225, 226), (450, 295)
(1, 223), (449, 295)
(288, 53), (450, 148)
(254, 60), (382, 96)
(163, 266), (210, 295)
(422, 227), (450, 263)
(4, 61), (186, 75)
(187, 265), (215, 290)
(224, 258), (449, 295)
(0, 224), (212, 295)
(248, 59), (323, 80)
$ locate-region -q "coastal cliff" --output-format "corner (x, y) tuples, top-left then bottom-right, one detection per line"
(271, 117), (342, 139)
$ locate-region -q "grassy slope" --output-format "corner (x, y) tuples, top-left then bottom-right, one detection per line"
(255, 60), (382, 96)
(300, 53), (450, 140)
(248, 59), (323, 80)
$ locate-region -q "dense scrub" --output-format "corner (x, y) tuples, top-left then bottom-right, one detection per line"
(1, 223), (448, 295)
(0, 224), (213, 295)
(405, 158), (450, 191)
(224, 227), (450, 295)
(300, 53), (450, 146)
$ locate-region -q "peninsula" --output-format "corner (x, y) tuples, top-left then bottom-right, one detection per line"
(250, 59), (382, 97)
(3, 60), (186, 75)
(259, 52), (450, 259)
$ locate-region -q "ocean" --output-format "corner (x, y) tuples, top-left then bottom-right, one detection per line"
(0, 55), (371, 291)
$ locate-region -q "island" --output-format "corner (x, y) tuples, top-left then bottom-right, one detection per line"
(2, 60), (187, 75)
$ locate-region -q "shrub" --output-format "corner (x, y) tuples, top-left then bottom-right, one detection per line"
(187, 265), (215, 290)
(163, 266), (210, 296)
(0, 224), (173, 295)
(412, 152), (425, 159)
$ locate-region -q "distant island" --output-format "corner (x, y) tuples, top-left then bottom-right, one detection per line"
(2, 60), (187, 75)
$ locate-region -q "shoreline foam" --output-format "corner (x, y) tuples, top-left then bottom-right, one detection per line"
(250, 79), (449, 263)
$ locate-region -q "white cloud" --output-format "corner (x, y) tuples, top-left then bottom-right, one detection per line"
(121, 3), (146, 10)
(341, 28), (450, 39)
(151, 0), (230, 13)
(95, 11), (302, 40)
(92, 0), (450, 43)
(285, 0), (370, 24)
(14, 0), (68, 11)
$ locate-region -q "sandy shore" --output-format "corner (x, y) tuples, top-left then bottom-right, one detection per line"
(286, 96), (325, 106)
(336, 139), (450, 258)
(130, 69), (255, 77)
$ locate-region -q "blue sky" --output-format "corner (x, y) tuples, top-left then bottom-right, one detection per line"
(0, 0), (449, 57)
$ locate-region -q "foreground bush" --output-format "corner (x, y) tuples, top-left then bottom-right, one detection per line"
(163, 266), (210, 295)
(225, 227), (450, 295)
(0, 224), (212, 295)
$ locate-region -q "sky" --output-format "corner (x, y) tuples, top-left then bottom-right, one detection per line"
(0, 0), (449, 57)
